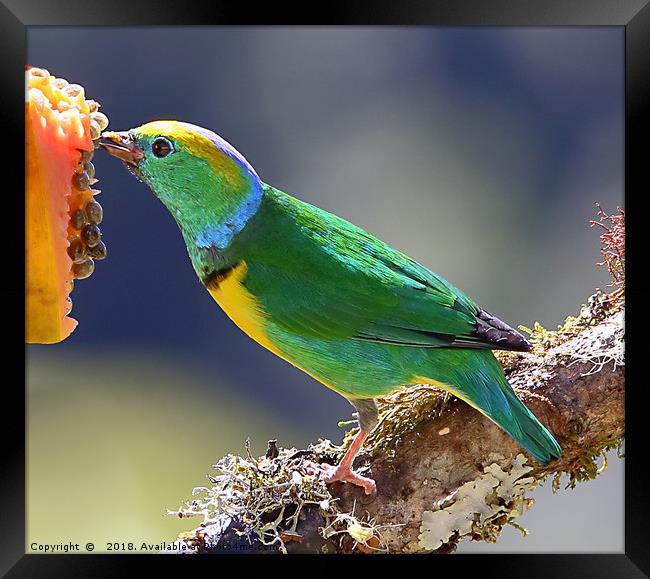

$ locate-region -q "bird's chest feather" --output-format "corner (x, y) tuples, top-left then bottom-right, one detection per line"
(206, 261), (284, 358)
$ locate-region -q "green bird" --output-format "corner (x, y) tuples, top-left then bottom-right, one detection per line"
(101, 121), (561, 494)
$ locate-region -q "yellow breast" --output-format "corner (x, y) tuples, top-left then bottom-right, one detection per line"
(207, 261), (283, 358)
(206, 261), (341, 393)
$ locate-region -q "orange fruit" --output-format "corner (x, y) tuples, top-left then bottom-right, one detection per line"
(26, 66), (109, 344)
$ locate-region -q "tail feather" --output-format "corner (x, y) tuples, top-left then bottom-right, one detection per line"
(494, 384), (562, 464)
(440, 351), (561, 464)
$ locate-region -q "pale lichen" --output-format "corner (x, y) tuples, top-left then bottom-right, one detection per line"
(418, 454), (537, 551)
(563, 310), (624, 377)
(169, 439), (392, 554)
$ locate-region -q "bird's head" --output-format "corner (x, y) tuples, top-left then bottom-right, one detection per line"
(100, 120), (262, 250)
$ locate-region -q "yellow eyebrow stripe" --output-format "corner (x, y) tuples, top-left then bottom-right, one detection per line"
(136, 120), (245, 187)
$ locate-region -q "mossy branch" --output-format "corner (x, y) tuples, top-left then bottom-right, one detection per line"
(169, 206), (625, 554)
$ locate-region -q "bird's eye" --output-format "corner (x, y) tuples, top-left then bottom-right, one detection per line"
(151, 137), (173, 158)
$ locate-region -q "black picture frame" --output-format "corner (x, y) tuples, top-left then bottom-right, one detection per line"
(5, 1), (648, 575)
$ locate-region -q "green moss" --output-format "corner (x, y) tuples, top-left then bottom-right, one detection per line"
(519, 288), (623, 358)
(551, 437), (624, 492)
(364, 384), (451, 457)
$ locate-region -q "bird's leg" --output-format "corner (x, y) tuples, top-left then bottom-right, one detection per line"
(306, 399), (378, 495)
(318, 428), (376, 495)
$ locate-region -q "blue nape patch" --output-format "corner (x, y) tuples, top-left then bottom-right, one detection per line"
(183, 122), (263, 251)
(195, 183), (263, 250)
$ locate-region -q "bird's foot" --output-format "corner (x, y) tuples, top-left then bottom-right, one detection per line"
(303, 429), (376, 494)
(316, 462), (377, 495)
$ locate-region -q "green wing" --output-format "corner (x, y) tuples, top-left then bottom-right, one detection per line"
(241, 187), (530, 352)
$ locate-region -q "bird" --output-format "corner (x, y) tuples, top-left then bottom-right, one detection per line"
(101, 120), (561, 494)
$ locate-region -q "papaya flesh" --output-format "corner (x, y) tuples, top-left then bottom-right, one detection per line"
(26, 67), (109, 344)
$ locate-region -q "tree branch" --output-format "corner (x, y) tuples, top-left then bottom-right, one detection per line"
(170, 207), (625, 554)
(168, 298), (623, 554)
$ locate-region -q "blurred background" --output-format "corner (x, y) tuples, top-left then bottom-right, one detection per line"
(27, 27), (623, 553)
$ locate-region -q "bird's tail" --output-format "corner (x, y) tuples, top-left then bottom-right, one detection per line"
(437, 351), (562, 464)
(490, 378), (561, 464)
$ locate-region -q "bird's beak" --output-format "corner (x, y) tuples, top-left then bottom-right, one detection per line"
(99, 131), (144, 166)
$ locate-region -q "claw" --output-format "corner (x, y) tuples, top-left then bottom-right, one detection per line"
(304, 429), (377, 495)
(320, 463), (377, 495)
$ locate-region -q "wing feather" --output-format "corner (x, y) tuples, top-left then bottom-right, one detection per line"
(243, 188), (530, 352)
